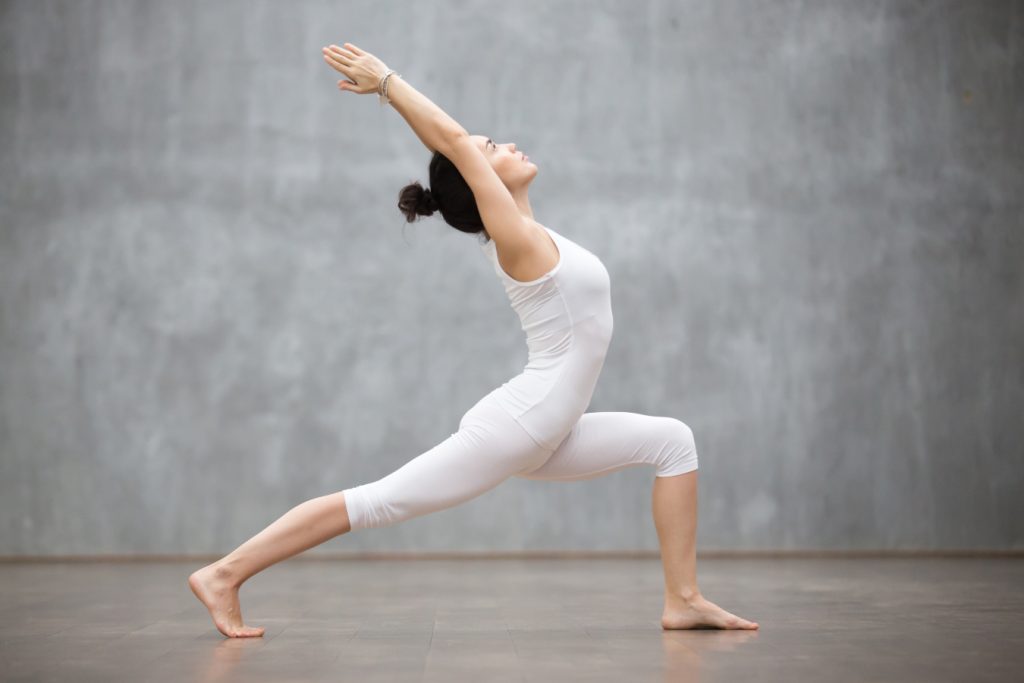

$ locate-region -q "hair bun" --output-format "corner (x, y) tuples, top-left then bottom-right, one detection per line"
(397, 180), (439, 223)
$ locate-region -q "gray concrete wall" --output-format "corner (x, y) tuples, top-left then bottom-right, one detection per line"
(1, 0), (1021, 556)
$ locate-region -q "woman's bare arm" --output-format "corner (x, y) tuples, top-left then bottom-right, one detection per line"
(321, 43), (465, 157)
(321, 41), (531, 251)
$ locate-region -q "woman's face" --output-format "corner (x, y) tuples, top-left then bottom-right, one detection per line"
(471, 134), (537, 191)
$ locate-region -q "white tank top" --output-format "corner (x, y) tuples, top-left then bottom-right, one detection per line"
(479, 225), (614, 450)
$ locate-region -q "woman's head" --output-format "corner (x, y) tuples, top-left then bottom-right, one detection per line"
(397, 135), (537, 239)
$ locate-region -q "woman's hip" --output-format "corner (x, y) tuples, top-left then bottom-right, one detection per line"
(459, 389), (554, 474)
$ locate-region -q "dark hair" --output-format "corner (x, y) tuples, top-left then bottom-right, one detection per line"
(397, 151), (490, 242)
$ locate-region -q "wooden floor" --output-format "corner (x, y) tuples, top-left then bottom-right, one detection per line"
(1, 557), (1021, 682)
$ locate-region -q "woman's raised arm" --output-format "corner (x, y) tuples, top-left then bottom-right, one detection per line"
(321, 42), (465, 158)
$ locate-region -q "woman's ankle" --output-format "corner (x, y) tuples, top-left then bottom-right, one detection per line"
(210, 559), (245, 588)
(665, 586), (702, 603)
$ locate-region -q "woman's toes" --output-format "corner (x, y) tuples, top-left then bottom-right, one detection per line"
(227, 627), (262, 638)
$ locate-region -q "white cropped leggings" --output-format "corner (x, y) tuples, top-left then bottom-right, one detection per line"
(342, 391), (699, 531)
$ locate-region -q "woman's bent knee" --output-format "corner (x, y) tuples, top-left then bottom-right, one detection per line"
(655, 417), (699, 477)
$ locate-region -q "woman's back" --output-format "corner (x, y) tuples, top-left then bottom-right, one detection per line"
(478, 225), (614, 451)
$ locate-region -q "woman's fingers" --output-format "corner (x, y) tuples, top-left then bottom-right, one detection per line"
(321, 43), (369, 92)
(322, 51), (355, 79)
(321, 46), (354, 66)
(327, 44), (356, 61)
(322, 52), (346, 70)
(322, 53), (350, 76)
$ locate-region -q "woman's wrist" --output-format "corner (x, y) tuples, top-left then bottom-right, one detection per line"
(377, 69), (401, 106)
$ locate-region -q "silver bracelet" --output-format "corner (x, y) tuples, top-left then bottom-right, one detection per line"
(377, 69), (401, 106)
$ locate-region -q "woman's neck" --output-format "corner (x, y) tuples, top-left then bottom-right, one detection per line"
(511, 187), (534, 221)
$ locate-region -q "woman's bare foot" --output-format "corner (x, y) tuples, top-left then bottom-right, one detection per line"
(661, 592), (759, 630)
(188, 563), (265, 638)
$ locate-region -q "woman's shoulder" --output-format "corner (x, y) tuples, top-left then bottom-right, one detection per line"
(486, 220), (563, 284)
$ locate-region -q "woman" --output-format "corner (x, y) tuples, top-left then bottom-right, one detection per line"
(188, 42), (759, 638)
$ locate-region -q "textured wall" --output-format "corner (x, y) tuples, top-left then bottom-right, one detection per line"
(1, 0), (1021, 556)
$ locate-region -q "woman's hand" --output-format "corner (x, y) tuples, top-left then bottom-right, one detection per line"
(321, 43), (390, 95)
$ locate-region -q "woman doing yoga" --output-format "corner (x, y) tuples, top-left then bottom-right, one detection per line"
(188, 41), (759, 638)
